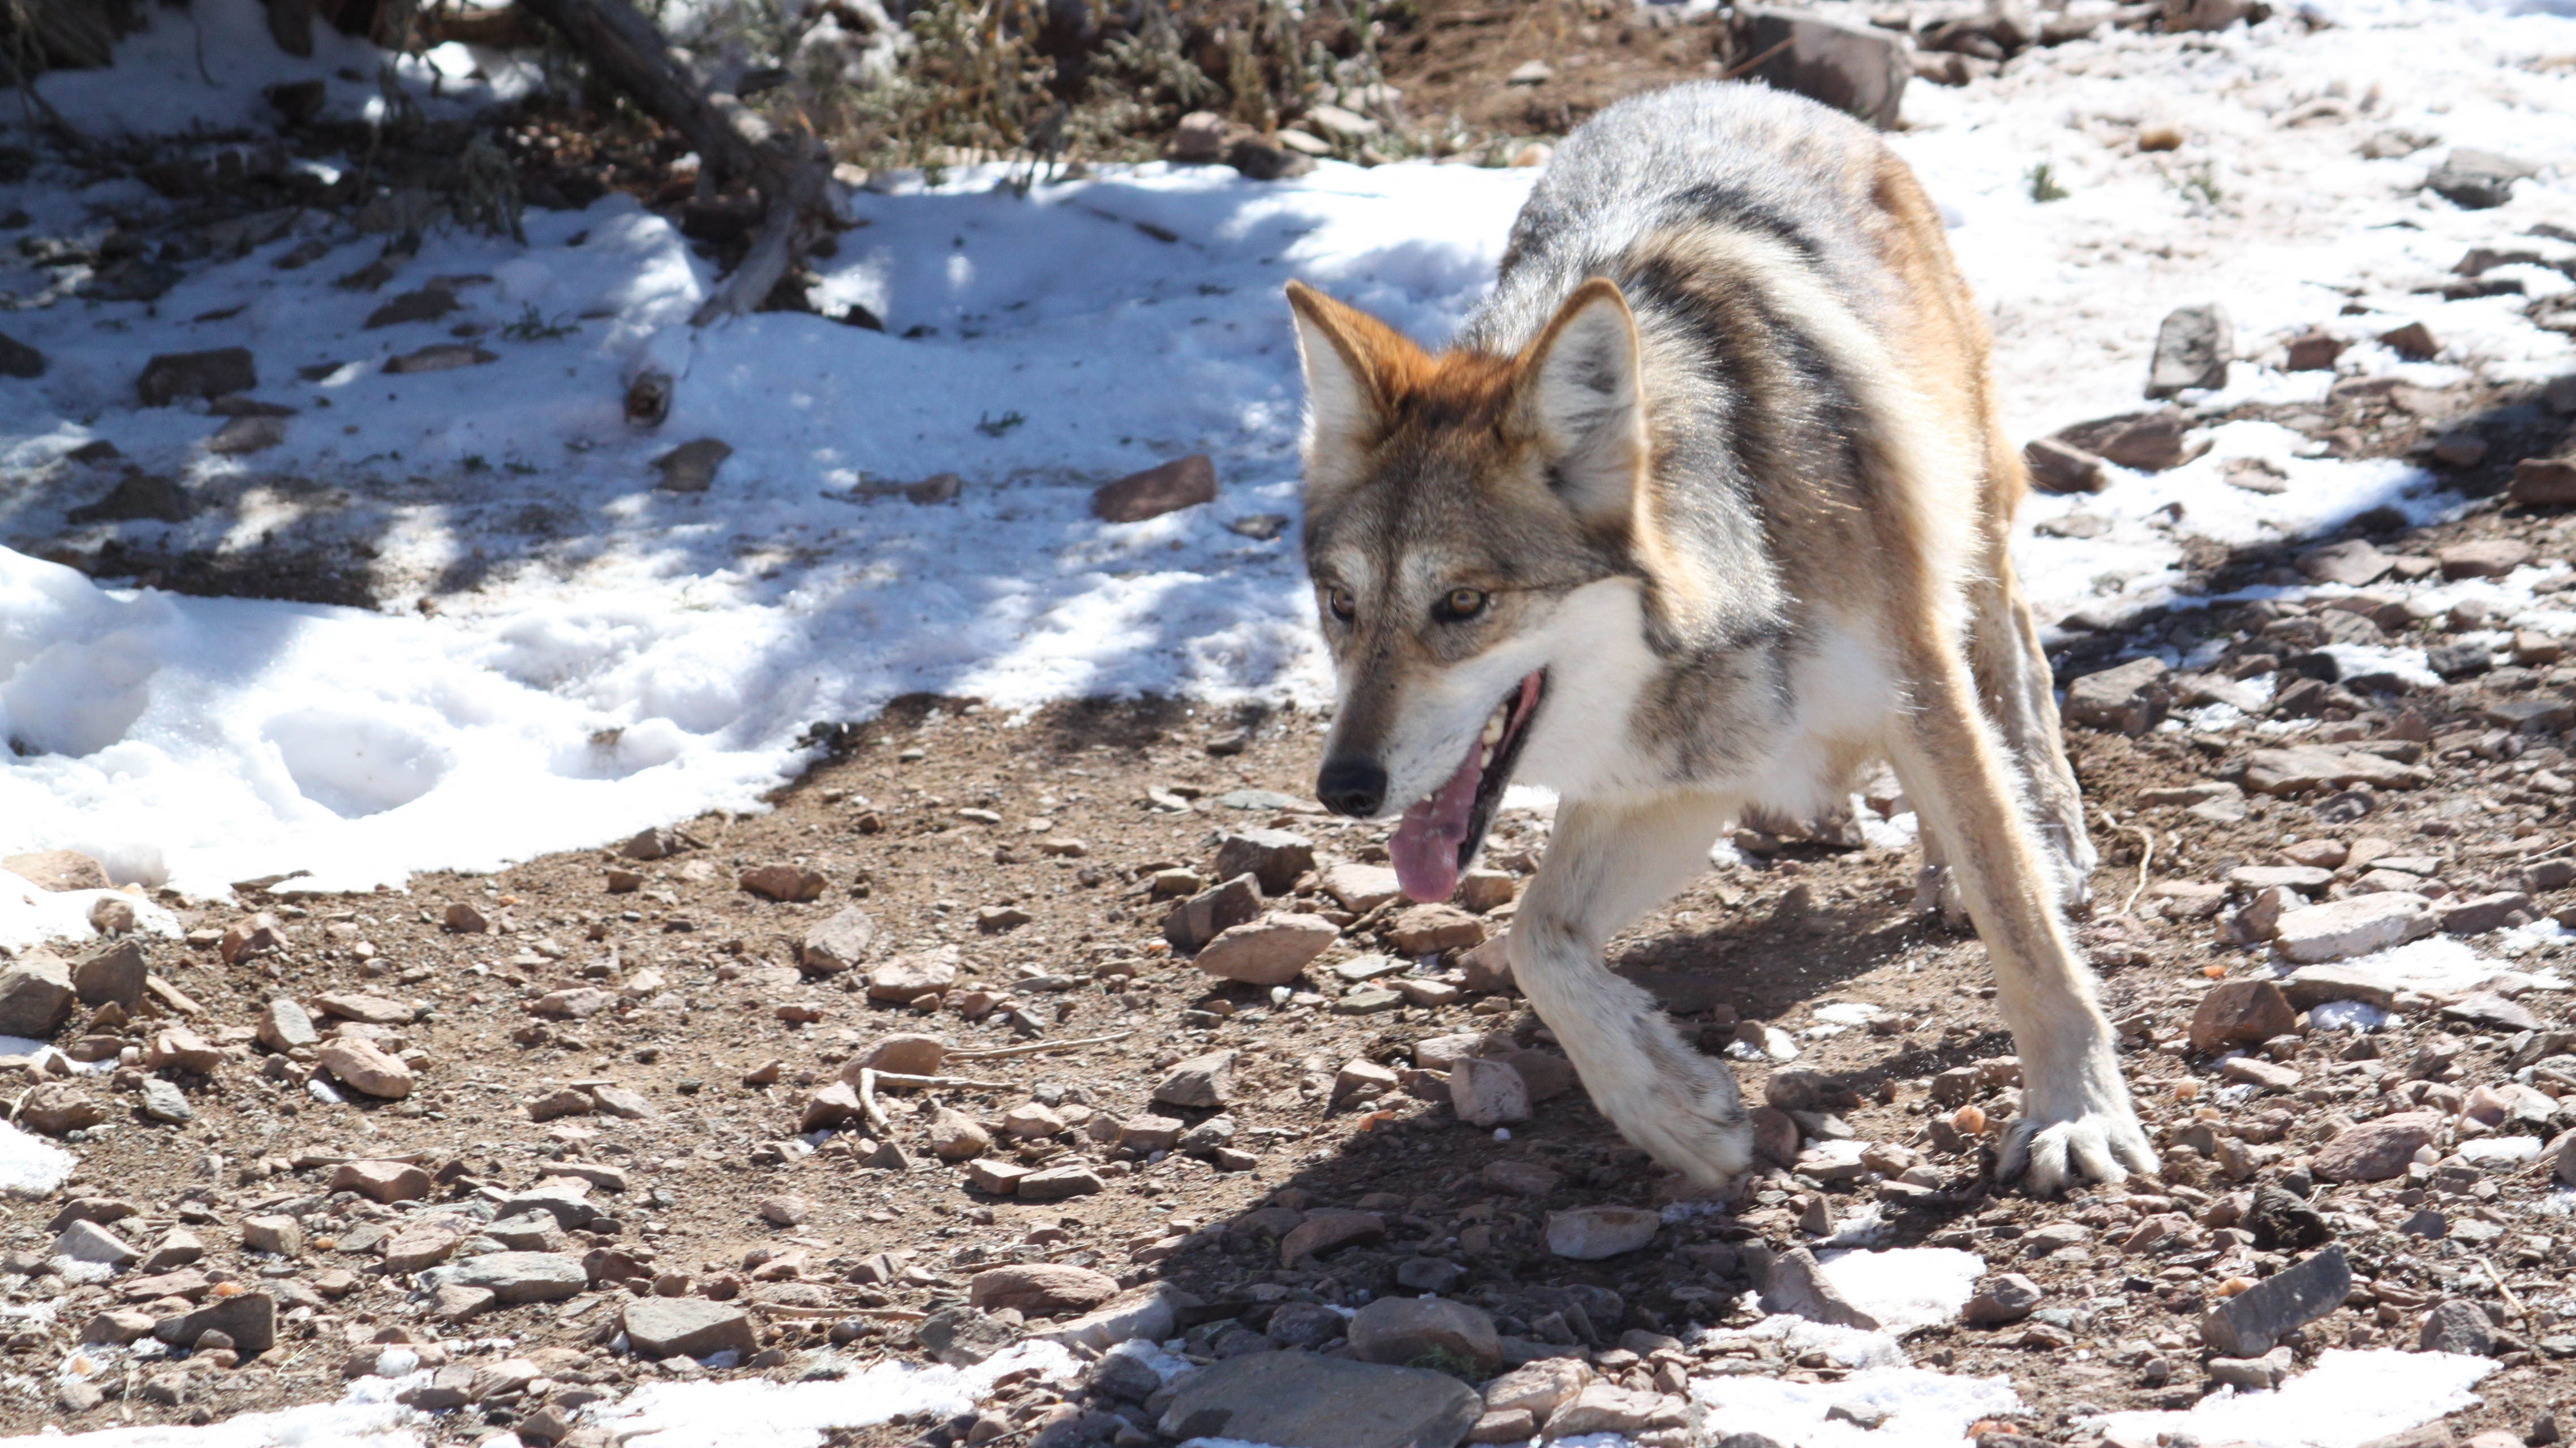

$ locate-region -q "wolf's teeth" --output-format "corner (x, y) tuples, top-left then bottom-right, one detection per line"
(1481, 711), (1507, 745)
(1479, 746), (1494, 768)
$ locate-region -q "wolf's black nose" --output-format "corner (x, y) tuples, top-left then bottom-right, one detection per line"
(1316, 758), (1387, 817)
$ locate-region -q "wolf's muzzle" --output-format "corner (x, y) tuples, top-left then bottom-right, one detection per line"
(1315, 758), (1388, 817)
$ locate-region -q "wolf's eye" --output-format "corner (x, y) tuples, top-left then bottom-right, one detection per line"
(1326, 586), (1357, 622)
(1436, 588), (1489, 621)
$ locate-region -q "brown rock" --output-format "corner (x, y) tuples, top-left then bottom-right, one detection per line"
(1348, 1296), (1502, 1372)
(2, 849), (111, 891)
(739, 864), (827, 902)
(1091, 454), (1216, 523)
(866, 947), (958, 1003)
(328, 1161), (431, 1204)
(968, 1264), (1120, 1317)
(316, 1038), (415, 1099)
(927, 1106), (991, 1161)
(1194, 913), (1338, 985)
(1280, 1209), (1385, 1265)
(850, 1033), (947, 1076)
(1152, 1050), (1236, 1108)
(1387, 904), (1484, 954)
(2312, 1111), (2443, 1182)
(2188, 979), (2296, 1052)
(2437, 538), (2534, 579)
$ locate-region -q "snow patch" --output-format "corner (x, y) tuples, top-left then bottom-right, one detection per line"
(2088, 1348), (2496, 1448)
(2291, 936), (2570, 996)
(0, 1120), (76, 1197)
(588, 1341), (1082, 1448)
(1816, 1248), (1988, 1333)
(1692, 1366), (2024, 1448)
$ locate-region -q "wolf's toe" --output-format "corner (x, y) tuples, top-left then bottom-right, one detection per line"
(2003, 1112), (2160, 1197)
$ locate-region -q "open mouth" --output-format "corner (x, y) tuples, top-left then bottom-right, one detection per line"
(1389, 670), (1546, 904)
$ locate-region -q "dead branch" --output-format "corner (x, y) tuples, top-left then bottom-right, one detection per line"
(516, 0), (835, 325)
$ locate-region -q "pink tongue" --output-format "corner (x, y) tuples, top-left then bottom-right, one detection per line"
(1390, 739), (1485, 904)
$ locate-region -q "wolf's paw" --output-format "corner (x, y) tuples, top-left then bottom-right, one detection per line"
(1589, 1049), (1755, 1192)
(2039, 819), (2098, 913)
(2002, 1103), (2160, 1196)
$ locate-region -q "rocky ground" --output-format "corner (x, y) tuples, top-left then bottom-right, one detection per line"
(7, 421), (2576, 1446)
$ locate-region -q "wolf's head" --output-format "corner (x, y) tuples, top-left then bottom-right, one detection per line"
(1286, 277), (1659, 904)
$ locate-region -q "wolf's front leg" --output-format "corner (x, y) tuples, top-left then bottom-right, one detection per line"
(1508, 793), (1751, 1191)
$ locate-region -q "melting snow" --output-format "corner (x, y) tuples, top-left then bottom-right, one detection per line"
(2089, 1349), (2496, 1448)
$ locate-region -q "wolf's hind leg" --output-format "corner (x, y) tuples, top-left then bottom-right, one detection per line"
(1510, 793), (1751, 1191)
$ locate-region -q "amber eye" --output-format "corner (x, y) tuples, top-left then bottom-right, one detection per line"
(1326, 586), (1357, 622)
(1436, 587), (1489, 622)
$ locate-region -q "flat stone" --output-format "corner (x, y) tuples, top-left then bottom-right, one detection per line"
(1152, 1050), (1236, 1108)
(138, 348), (256, 406)
(2273, 893), (2437, 964)
(622, 1297), (756, 1359)
(2281, 965), (2397, 1011)
(1212, 830), (1315, 894)
(1280, 1209), (1384, 1265)
(2024, 437), (2108, 494)
(383, 342), (495, 375)
(54, 1219), (140, 1267)
(2065, 657), (2172, 734)
(1092, 453), (1216, 523)
(1156, 1350), (1482, 1448)
(1038, 1283), (1190, 1352)
(964, 1158), (1028, 1195)
(865, 947), (959, 1003)
(1482, 1357), (1593, 1417)
(317, 1038), (415, 1098)
(1963, 1273), (2042, 1326)
(2246, 746), (2427, 796)
(256, 998), (319, 1053)
(2146, 302), (2231, 398)
(2299, 539), (2394, 587)
(435, 1252), (586, 1304)
(2441, 991), (2541, 1031)
(1348, 1296), (1502, 1372)
(1195, 914), (1338, 986)
(1388, 904), (1484, 954)
(382, 1223), (462, 1273)
(1321, 862), (1403, 913)
(137, 1077), (193, 1123)
(1761, 1247), (1881, 1329)
(1545, 1383), (1691, 1437)
(967, 1264), (1119, 1317)
(2313, 1112), (2443, 1182)
(152, 1291), (275, 1356)
(2190, 979), (2297, 1051)
(1450, 1055), (1531, 1127)
(918, 1305), (1017, 1367)
(2198, 1245), (2350, 1358)
(2437, 538), (2535, 579)
(1015, 1166), (1104, 1202)
(2227, 865), (2334, 894)
(799, 906), (877, 974)
(2218, 1055), (2303, 1091)
(1545, 1206), (1659, 1261)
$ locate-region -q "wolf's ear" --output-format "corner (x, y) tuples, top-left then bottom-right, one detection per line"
(1285, 281), (1414, 462)
(1521, 278), (1645, 534)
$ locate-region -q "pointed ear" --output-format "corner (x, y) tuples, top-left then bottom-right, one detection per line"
(1520, 278), (1646, 534)
(1284, 281), (1422, 465)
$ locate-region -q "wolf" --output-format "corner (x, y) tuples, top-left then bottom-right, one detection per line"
(1284, 81), (2156, 1195)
